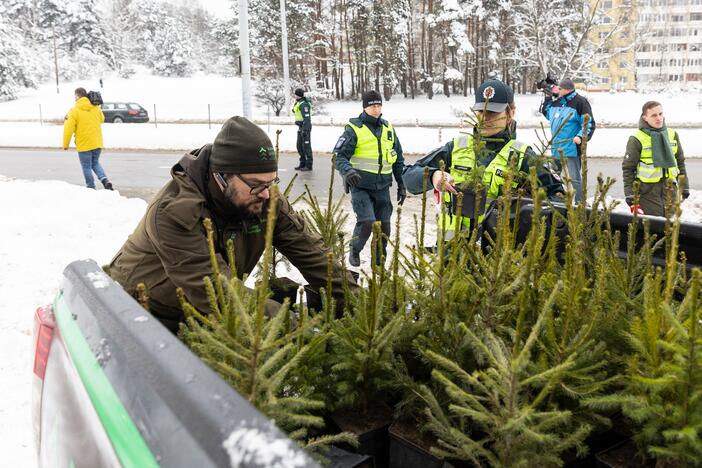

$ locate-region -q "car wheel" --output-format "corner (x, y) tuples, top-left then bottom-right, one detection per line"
(112, 116), (124, 123)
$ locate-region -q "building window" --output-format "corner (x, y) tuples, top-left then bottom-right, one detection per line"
(672, 14), (684, 22)
(603, 0), (613, 8)
(599, 61), (608, 69)
(692, 13), (702, 21)
(620, 61), (627, 68)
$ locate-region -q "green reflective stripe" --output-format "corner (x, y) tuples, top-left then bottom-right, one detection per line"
(54, 293), (159, 468)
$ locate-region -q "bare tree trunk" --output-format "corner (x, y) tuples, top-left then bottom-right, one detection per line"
(463, 52), (469, 96)
(426, 0), (434, 99)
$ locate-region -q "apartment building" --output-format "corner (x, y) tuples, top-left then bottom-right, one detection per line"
(589, 0), (637, 91)
(635, 0), (702, 87)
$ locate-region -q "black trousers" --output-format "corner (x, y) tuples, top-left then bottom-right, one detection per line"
(296, 128), (313, 168)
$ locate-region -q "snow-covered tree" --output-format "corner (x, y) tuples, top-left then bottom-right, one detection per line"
(0, 9), (40, 99)
(150, 17), (194, 77)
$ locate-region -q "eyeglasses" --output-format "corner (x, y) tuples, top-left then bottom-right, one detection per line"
(216, 172), (279, 195)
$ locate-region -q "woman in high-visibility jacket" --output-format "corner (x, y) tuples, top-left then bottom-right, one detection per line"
(403, 79), (564, 240)
(622, 101), (689, 217)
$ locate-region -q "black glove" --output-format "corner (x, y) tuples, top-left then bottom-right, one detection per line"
(625, 195), (635, 207)
(344, 169), (362, 188)
(683, 189), (690, 200)
(397, 185), (407, 206)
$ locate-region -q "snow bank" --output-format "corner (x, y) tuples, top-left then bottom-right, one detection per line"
(4, 122), (702, 158)
(0, 177), (146, 467)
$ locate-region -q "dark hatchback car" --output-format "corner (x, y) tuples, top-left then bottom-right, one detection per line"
(101, 102), (149, 123)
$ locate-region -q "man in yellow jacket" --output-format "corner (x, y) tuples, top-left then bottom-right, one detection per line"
(63, 87), (113, 190)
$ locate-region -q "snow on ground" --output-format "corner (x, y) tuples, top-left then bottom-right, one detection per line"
(2, 74), (702, 156)
(1, 172), (701, 465)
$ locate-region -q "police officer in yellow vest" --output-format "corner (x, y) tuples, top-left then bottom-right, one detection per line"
(623, 101), (689, 217)
(334, 90), (406, 267)
(293, 88), (313, 171)
(403, 79), (564, 240)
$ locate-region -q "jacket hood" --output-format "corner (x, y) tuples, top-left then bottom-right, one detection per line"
(176, 144), (212, 195)
(75, 96), (95, 111)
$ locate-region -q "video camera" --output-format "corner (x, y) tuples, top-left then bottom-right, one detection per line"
(87, 90), (103, 106)
(535, 73), (558, 96)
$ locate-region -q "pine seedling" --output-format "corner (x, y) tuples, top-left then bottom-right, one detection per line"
(587, 270), (702, 466)
(421, 283), (591, 467)
(328, 252), (406, 413)
(299, 155), (349, 260)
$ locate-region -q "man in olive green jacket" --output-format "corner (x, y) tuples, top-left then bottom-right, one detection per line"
(109, 117), (355, 333)
(623, 101), (689, 217)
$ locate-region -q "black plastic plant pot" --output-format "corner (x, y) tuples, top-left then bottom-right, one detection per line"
(331, 401), (393, 468)
(594, 439), (653, 468)
(388, 419), (445, 468)
(326, 445), (373, 468)
(451, 187), (487, 219)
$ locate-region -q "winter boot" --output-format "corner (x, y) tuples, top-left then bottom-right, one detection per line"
(348, 250), (360, 267)
(299, 166), (312, 172)
(101, 178), (114, 190)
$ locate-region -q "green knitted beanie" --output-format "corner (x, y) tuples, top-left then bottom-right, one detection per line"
(210, 116), (277, 174)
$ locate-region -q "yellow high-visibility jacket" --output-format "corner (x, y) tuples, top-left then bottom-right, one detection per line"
(63, 97), (104, 151)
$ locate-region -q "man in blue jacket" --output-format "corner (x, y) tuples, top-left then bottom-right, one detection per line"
(334, 90), (406, 267)
(540, 78), (595, 203)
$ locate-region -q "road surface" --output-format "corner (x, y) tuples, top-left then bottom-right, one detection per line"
(1, 148), (701, 201)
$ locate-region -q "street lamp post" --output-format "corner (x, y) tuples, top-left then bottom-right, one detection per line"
(239, 0), (252, 119)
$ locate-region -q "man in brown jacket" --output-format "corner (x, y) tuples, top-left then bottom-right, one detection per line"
(109, 117), (355, 332)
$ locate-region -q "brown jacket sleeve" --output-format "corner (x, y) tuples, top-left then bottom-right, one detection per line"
(273, 197), (357, 303)
(622, 136), (642, 198)
(145, 202), (231, 314)
(674, 132), (690, 191)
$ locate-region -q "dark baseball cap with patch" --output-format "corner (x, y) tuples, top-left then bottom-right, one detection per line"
(472, 79), (514, 112)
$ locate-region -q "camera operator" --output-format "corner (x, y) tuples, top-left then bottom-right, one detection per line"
(539, 78), (595, 203)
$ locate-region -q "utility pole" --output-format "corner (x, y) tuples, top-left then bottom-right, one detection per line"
(239, 0), (252, 119)
(280, 0), (291, 116)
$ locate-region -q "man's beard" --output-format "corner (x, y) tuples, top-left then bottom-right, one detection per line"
(223, 185), (265, 218)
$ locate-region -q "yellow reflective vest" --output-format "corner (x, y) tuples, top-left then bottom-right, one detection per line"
(348, 121), (397, 175)
(440, 135), (530, 237)
(633, 129), (679, 183)
(293, 99), (311, 122)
